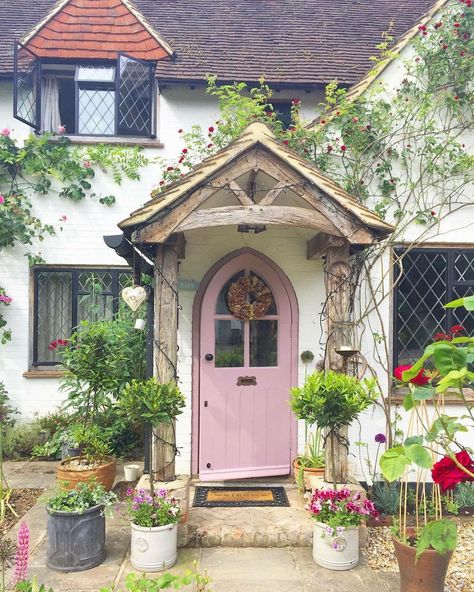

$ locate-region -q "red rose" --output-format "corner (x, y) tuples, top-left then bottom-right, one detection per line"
(340, 145), (347, 152)
(432, 451), (474, 492)
(327, 145), (333, 153)
(208, 126), (215, 133)
(454, 22), (461, 28)
(207, 143), (213, 149)
(178, 129), (183, 133)
(434, 332), (450, 341)
(178, 157), (184, 163)
(182, 148), (188, 154)
(291, 98), (301, 105)
(167, 166), (174, 171)
(282, 140), (289, 145)
(394, 364), (430, 385)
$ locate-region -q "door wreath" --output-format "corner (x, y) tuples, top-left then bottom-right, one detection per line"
(227, 274), (273, 320)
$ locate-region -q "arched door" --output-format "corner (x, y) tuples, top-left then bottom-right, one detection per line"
(199, 251), (296, 480)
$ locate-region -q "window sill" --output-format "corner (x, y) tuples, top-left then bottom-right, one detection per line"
(390, 387), (474, 405)
(48, 135), (164, 148)
(23, 369), (65, 379)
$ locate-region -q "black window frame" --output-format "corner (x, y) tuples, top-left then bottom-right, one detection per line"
(393, 247), (474, 369)
(32, 267), (132, 367)
(13, 46), (157, 139)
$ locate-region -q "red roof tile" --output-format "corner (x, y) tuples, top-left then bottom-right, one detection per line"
(0, 0), (438, 86)
(22, 0), (172, 61)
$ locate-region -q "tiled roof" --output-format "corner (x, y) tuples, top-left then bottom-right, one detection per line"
(22, 0), (172, 61)
(119, 122), (394, 240)
(0, 0), (436, 85)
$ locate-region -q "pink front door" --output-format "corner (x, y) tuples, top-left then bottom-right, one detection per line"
(199, 252), (296, 481)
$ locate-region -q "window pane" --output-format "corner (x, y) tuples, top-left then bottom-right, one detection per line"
(77, 272), (114, 325)
(253, 273), (277, 314)
(215, 320), (244, 367)
(250, 320), (278, 367)
(117, 55), (153, 136)
(396, 251), (447, 366)
(454, 252), (474, 282)
(216, 271), (245, 314)
(78, 88), (115, 135)
(75, 65), (116, 83)
(36, 271), (72, 363)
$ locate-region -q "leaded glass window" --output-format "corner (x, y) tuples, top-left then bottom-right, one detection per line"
(33, 268), (132, 366)
(394, 249), (474, 367)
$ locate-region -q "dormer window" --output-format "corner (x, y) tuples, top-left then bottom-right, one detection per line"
(14, 45), (157, 138)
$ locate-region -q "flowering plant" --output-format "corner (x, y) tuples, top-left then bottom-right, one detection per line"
(124, 488), (181, 528)
(307, 488), (378, 530)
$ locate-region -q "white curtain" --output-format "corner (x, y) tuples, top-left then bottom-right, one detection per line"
(41, 78), (61, 132)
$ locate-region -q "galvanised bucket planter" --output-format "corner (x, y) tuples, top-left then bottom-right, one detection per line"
(47, 504), (106, 572)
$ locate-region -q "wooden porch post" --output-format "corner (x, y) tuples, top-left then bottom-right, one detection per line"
(324, 241), (351, 484)
(153, 243), (179, 482)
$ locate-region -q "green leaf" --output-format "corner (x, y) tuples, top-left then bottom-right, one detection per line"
(445, 295), (474, 310)
(412, 386), (435, 400)
(416, 519), (457, 560)
(379, 447), (410, 482)
(432, 343), (467, 375)
(404, 435), (423, 446)
(402, 344), (435, 380)
(403, 392), (415, 411)
(405, 444), (432, 469)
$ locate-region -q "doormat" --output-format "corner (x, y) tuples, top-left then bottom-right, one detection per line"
(193, 486), (289, 507)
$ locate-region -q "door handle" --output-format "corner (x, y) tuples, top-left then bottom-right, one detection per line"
(205, 353), (214, 361)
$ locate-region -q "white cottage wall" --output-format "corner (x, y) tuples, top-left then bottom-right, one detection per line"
(0, 79), (323, 475)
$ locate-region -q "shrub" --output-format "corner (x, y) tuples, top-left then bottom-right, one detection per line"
(3, 421), (46, 459)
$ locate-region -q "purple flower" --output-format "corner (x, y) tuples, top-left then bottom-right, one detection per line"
(375, 433), (387, 444)
(13, 522), (29, 584)
(0, 195), (5, 205)
(157, 488), (167, 498)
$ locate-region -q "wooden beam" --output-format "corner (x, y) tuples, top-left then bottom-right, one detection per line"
(175, 205), (344, 235)
(257, 150), (375, 245)
(135, 155), (258, 243)
(324, 242), (351, 484)
(307, 232), (346, 260)
(165, 232), (186, 259)
(246, 168), (258, 200)
(153, 244), (179, 481)
(228, 180), (254, 205)
(259, 180), (287, 206)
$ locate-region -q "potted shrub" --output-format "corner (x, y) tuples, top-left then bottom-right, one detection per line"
(290, 370), (378, 486)
(292, 428), (325, 491)
(46, 481), (117, 572)
(308, 487), (379, 570)
(56, 424), (116, 491)
(117, 378), (185, 571)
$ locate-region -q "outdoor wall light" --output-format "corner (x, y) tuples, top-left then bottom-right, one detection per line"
(237, 224), (267, 234)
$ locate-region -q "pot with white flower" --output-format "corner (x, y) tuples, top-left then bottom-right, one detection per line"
(124, 487), (181, 571)
(117, 378), (186, 571)
(308, 487), (379, 570)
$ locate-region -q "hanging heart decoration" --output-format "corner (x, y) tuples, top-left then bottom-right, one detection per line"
(121, 286), (147, 311)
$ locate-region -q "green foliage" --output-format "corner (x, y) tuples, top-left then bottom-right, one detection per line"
(416, 519), (457, 561)
(371, 481), (400, 516)
(46, 481), (117, 514)
(290, 370), (378, 429)
(15, 579), (54, 592)
(0, 381), (17, 427)
(296, 429), (325, 469)
(454, 482), (474, 508)
(100, 565), (211, 591)
(380, 443), (432, 482)
(2, 421), (46, 460)
(118, 379), (186, 427)
(58, 309), (146, 458)
(68, 424), (112, 462)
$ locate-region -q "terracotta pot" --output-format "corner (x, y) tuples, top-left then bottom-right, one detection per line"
(57, 456), (116, 491)
(392, 531), (453, 592)
(293, 458), (325, 490)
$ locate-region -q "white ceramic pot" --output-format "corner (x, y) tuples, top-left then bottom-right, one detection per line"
(130, 522), (177, 572)
(124, 464), (141, 481)
(312, 522), (359, 571)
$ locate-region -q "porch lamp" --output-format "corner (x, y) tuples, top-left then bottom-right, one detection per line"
(237, 224), (267, 234)
(333, 314), (359, 359)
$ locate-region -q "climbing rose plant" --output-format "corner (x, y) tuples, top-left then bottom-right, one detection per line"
(0, 131), (151, 343)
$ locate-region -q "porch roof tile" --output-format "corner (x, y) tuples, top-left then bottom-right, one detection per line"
(119, 122), (394, 239)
